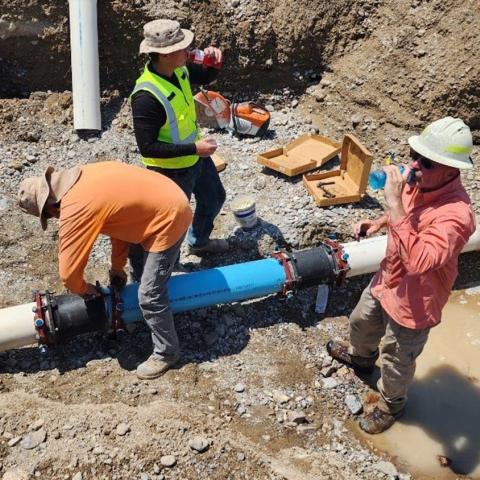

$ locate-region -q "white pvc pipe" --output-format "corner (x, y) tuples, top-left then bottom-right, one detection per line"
(343, 235), (389, 278)
(0, 303), (37, 351)
(0, 222), (478, 353)
(68, 0), (101, 130)
(344, 219), (480, 278)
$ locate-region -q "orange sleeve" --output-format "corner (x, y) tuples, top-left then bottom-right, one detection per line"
(111, 238), (129, 272)
(58, 218), (102, 295)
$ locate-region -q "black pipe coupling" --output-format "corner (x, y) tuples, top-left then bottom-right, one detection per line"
(290, 239), (350, 290)
(33, 290), (109, 347)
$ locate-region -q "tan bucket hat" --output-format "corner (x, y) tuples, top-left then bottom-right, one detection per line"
(139, 19), (194, 55)
(17, 166), (81, 230)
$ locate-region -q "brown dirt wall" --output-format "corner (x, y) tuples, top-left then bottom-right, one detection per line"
(1, 0), (478, 136)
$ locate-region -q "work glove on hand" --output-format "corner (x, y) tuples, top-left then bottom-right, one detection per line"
(109, 269), (127, 290)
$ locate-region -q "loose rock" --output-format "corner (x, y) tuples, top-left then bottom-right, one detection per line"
(20, 428), (46, 450)
(189, 437), (210, 453)
(286, 410), (307, 424)
(322, 378), (340, 389)
(234, 383), (245, 393)
(160, 455), (177, 467)
(116, 423), (131, 436)
(272, 390), (290, 404)
(345, 394), (363, 415)
(374, 460), (398, 477)
(8, 436), (22, 447)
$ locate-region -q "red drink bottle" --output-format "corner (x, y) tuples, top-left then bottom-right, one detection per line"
(187, 48), (222, 69)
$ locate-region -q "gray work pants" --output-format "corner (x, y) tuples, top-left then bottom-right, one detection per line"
(138, 236), (184, 361)
(349, 282), (430, 414)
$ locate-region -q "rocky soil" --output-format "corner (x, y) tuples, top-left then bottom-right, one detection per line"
(0, 0), (479, 479)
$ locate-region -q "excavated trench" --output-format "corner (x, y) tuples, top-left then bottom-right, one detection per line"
(0, 1), (479, 479)
(0, 0), (352, 96)
(2, 0), (479, 137)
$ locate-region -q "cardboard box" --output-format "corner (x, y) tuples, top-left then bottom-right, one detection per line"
(256, 134), (341, 176)
(212, 153), (227, 172)
(303, 134), (373, 207)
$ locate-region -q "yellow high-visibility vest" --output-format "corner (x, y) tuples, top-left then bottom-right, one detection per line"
(131, 64), (199, 168)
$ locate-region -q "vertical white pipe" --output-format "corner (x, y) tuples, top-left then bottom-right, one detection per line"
(68, 0), (101, 131)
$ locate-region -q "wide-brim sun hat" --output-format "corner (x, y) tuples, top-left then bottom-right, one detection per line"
(139, 19), (194, 55)
(17, 166), (81, 230)
(408, 116), (474, 169)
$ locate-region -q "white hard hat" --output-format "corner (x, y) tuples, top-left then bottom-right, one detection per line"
(408, 117), (474, 169)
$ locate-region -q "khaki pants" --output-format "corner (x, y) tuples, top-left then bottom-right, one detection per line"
(348, 283), (430, 414)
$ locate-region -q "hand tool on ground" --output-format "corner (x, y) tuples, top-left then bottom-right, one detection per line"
(316, 181), (336, 198)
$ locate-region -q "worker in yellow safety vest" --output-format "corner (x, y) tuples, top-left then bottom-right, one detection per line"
(129, 19), (228, 280)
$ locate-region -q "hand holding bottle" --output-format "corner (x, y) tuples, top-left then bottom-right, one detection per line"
(369, 151), (418, 190)
(368, 165), (405, 190)
(187, 47), (223, 69)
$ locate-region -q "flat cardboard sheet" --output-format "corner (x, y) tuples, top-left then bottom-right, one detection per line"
(257, 134), (341, 176)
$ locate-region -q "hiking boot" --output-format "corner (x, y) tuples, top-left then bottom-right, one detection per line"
(359, 407), (404, 434)
(326, 340), (377, 374)
(188, 239), (229, 256)
(136, 354), (180, 380)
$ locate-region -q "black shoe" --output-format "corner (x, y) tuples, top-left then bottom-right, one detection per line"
(359, 407), (404, 434)
(188, 239), (229, 256)
(326, 340), (377, 374)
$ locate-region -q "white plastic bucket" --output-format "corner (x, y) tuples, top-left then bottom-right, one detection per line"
(231, 195), (258, 229)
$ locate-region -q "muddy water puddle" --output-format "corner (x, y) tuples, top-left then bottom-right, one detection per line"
(361, 286), (480, 479)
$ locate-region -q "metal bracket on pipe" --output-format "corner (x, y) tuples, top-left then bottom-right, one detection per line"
(110, 285), (126, 337)
(32, 290), (57, 352)
(323, 239), (350, 286)
(271, 251), (299, 298)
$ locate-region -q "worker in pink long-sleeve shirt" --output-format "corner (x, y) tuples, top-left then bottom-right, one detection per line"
(327, 117), (476, 434)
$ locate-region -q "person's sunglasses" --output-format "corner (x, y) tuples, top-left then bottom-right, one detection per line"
(410, 149), (435, 170)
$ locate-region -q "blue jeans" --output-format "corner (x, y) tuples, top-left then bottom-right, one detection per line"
(148, 156), (226, 248)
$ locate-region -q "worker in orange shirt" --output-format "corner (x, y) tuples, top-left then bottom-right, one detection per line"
(327, 117), (476, 433)
(17, 161), (192, 380)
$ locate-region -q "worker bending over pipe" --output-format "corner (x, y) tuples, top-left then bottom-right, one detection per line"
(17, 161), (192, 380)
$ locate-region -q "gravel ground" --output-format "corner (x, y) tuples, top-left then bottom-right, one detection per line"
(0, 89), (478, 480)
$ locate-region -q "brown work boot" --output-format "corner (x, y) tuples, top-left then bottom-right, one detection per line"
(326, 340), (377, 374)
(188, 239), (229, 256)
(136, 354), (180, 380)
(359, 407), (404, 434)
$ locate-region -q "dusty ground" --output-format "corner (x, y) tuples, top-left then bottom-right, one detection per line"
(0, 0), (479, 479)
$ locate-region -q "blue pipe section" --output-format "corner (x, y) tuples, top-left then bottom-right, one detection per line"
(119, 258), (286, 324)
